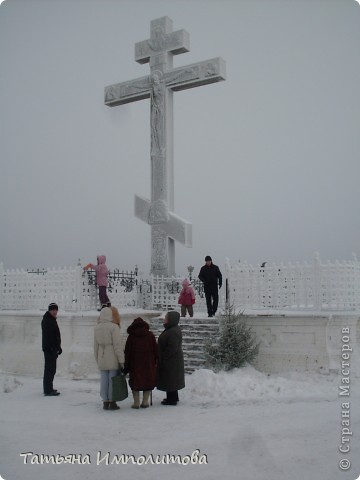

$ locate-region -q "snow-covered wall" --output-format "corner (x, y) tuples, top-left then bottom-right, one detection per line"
(245, 312), (360, 375)
(0, 311), (160, 378)
(1, 311), (359, 376)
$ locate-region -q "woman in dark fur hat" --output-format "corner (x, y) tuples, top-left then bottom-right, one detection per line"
(124, 317), (158, 409)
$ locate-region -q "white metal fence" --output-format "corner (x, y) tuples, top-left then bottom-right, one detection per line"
(0, 263), (139, 312)
(1, 254), (359, 312)
(225, 253), (360, 312)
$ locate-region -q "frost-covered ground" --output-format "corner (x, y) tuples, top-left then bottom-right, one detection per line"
(1, 366), (360, 480)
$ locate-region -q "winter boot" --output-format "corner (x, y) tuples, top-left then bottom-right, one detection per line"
(141, 391), (151, 408)
(108, 401), (120, 410)
(131, 390), (140, 409)
(103, 401), (110, 410)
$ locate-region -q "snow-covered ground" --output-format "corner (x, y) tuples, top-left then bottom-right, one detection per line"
(1, 366), (360, 480)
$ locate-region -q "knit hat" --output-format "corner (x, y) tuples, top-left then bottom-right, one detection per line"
(205, 255), (212, 262)
(166, 310), (180, 326)
(48, 302), (58, 311)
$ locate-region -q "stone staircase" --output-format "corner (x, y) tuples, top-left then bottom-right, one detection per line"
(148, 316), (220, 373)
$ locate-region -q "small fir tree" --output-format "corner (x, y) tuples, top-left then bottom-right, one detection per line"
(204, 304), (259, 372)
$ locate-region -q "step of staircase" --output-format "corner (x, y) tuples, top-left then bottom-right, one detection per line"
(148, 316), (220, 373)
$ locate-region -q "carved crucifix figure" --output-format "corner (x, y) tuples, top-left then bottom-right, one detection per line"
(105, 17), (226, 276)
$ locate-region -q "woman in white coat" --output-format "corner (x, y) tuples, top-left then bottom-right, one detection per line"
(94, 306), (125, 410)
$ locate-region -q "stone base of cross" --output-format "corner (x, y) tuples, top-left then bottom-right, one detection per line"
(105, 17), (226, 276)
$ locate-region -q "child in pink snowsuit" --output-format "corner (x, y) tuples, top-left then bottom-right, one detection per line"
(178, 278), (195, 318)
(83, 255), (110, 306)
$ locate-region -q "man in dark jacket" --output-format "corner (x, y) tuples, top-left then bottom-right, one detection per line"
(41, 302), (62, 396)
(198, 255), (222, 317)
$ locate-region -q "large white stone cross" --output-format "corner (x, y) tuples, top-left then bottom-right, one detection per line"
(105, 17), (226, 276)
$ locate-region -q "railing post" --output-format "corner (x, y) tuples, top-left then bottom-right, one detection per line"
(0, 262), (4, 310)
(151, 275), (155, 310)
(225, 277), (229, 307)
(224, 257), (230, 308)
(74, 260), (83, 312)
(313, 252), (322, 311)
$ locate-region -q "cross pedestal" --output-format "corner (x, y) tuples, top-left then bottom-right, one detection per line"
(105, 17), (226, 276)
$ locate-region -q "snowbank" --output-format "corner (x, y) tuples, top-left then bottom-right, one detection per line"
(184, 366), (341, 406)
(1, 365), (344, 407)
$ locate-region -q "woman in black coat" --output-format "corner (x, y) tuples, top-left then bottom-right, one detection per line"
(157, 310), (185, 405)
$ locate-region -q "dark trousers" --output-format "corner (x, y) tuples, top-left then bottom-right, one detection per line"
(98, 286), (110, 305)
(204, 286), (219, 315)
(166, 391), (179, 403)
(43, 351), (57, 394)
(181, 304), (193, 317)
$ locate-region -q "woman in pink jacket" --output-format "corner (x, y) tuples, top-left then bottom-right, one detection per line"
(178, 278), (195, 318)
(84, 255), (110, 306)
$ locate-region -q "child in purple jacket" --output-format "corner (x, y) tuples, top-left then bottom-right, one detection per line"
(84, 255), (110, 306)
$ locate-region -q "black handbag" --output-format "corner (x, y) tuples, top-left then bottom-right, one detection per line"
(111, 373), (128, 401)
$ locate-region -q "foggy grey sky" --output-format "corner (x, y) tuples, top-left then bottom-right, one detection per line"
(1, 0), (359, 275)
